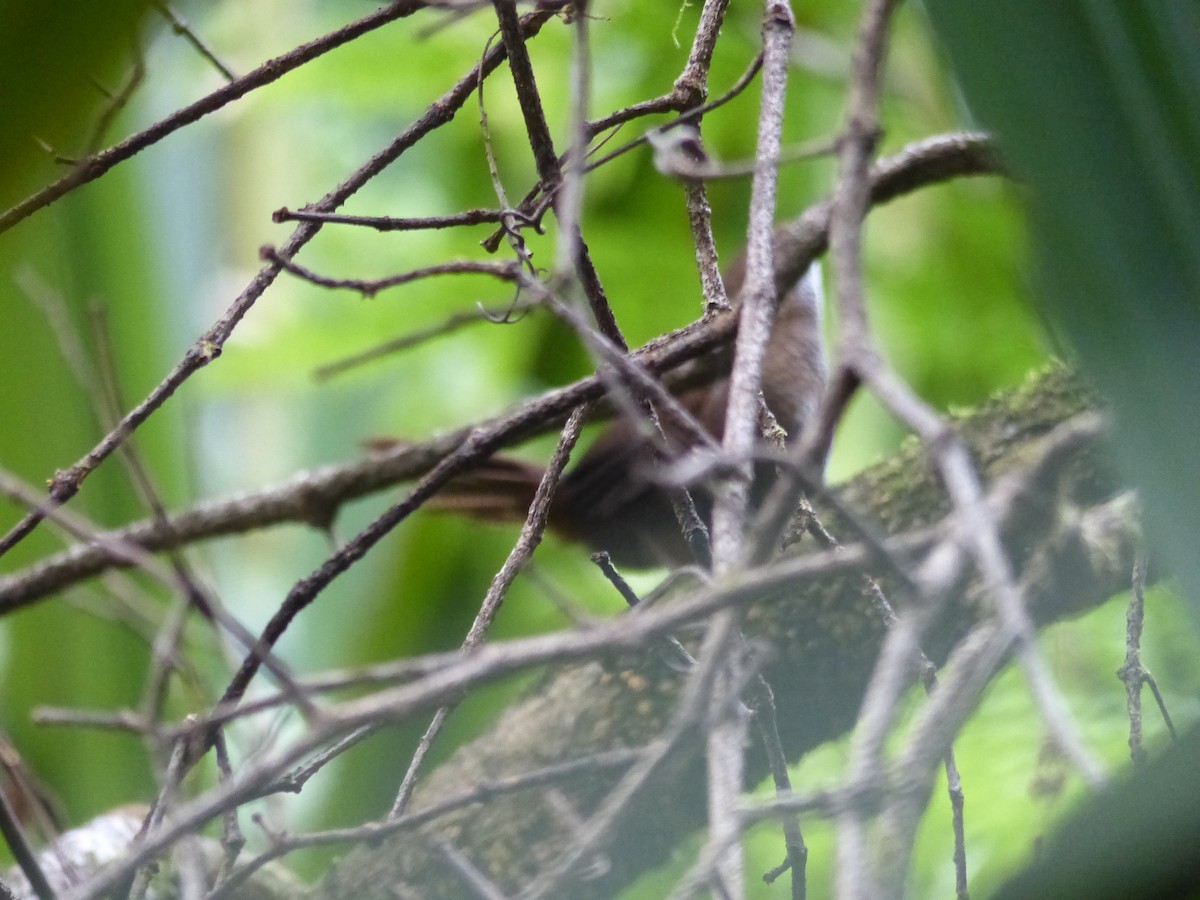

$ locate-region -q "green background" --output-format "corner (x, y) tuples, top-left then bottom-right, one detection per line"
(0, 1), (1194, 896)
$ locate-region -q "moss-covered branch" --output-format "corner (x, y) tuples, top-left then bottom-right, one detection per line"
(312, 364), (1133, 899)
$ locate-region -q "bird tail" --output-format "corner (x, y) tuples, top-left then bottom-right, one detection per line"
(366, 438), (545, 523)
(425, 455), (545, 522)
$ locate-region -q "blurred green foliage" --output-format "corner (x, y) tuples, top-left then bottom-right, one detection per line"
(0, 0), (1194, 896)
(924, 3), (1200, 896)
(925, 1), (1200, 620)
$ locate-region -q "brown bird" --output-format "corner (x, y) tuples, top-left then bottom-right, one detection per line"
(423, 262), (827, 568)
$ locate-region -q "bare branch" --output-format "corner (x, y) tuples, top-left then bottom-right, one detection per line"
(0, 2), (428, 234)
(0, 132), (998, 614)
(0, 5), (557, 562)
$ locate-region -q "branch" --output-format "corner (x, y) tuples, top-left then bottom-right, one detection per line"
(46, 366), (1126, 900)
(309, 364), (1134, 899)
(0, 2), (428, 234)
(0, 5), (557, 563)
(0, 132), (998, 615)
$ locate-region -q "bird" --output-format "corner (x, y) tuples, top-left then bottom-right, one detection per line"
(416, 260), (827, 569)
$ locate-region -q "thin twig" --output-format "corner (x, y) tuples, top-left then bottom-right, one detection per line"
(492, 0), (624, 348)
(314, 295), (541, 380)
(388, 405), (590, 819)
(0, 2), (427, 234)
(272, 205), (536, 232)
(0, 132), (998, 615)
(263, 246), (523, 297)
(209, 749), (639, 900)
(0, 789), (55, 900)
(521, 617), (745, 900)
(150, 1), (238, 81)
(821, 1), (910, 896)
(0, 5), (556, 563)
(700, 6), (796, 894)
(56, 478), (1136, 900)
